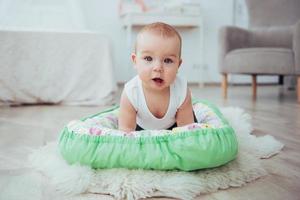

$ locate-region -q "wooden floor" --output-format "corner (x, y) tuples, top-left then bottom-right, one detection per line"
(0, 85), (300, 200)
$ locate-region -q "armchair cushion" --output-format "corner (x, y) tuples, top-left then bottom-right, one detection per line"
(223, 48), (294, 75)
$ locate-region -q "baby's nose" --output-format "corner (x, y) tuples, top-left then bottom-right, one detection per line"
(153, 61), (163, 71)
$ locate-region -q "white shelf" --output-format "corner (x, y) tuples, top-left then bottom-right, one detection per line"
(120, 13), (202, 28)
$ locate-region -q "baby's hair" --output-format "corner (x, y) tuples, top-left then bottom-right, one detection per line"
(134, 22), (182, 57)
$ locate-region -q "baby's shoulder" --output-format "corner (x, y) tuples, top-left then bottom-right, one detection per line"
(173, 75), (188, 107)
(174, 75), (187, 87)
(125, 76), (139, 89)
(124, 76), (139, 100)
(173, 75), (187, 94)
(124, 76), (140, 110)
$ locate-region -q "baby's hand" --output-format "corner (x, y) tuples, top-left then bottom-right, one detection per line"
(172, 126), (186, 133)
(124, 130), (136, 136)
(171, 123), (203, 133)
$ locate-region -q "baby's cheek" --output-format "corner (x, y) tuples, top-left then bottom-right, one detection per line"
(168, 72), (178, 82)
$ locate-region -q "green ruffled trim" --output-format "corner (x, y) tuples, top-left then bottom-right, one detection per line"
(59, 99), (235, 144)
(60, 124), (234, 144)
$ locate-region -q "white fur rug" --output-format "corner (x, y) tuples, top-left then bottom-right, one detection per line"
(1, 107), (284, 200)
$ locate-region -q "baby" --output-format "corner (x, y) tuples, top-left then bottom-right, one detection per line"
(118, 22), (197, 132)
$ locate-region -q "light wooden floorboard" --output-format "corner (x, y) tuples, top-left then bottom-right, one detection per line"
(0, 85), (299, 200)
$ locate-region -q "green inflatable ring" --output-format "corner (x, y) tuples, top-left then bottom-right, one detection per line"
(59, 100), (238, 171)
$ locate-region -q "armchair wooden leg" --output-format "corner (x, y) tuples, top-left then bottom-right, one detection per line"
(252, 74), (257, 100)
(297, 76), (300, 103)
(222, 74), (228, 99)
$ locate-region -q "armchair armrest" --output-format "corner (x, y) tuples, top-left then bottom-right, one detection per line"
(294, 20), (300, 74)
(218, 26), (251, 72)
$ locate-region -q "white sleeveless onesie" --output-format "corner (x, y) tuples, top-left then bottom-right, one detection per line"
(124, 75), (187, 130)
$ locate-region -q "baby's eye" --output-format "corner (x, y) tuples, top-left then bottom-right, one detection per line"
(164, 58), (173, 64)
(144, 56), (152, 62)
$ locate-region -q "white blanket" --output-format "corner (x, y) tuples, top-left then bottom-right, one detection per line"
(0, 30), (117, 106)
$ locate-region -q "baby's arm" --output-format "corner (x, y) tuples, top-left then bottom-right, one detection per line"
(176, 89), (195, 127)
(118, 90), (137, 132)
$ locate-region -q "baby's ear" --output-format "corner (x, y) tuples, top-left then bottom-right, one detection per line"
(131, 53), (137, 66)
(178, 59), (182, 68)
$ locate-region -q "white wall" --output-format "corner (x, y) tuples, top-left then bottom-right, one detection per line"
(1, 0), (275, 84)
(0, 0), (86, 30)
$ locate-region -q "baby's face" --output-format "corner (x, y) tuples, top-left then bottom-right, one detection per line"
(132, 32), (182, 92)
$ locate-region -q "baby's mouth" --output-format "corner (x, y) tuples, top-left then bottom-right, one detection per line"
(152, 78), (164, 84)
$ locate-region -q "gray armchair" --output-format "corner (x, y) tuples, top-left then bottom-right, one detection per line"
(219, 0), (300, 102)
